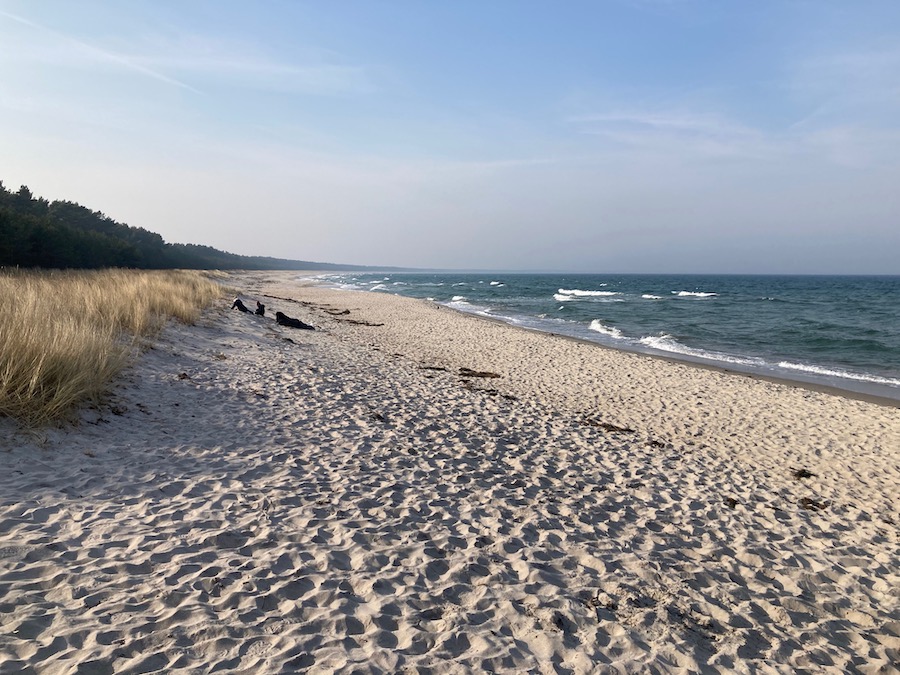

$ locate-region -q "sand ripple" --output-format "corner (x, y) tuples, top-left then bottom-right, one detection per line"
(1, 273), (897, 673)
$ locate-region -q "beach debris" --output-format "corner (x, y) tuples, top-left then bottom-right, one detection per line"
(463, 383), (498, 395)
(459, 367), (501, 378)
(177, 372), (190, 380)
(324, 308), (351, 315)
(262, 293), (308, 306)
(341, 318), (385, 326)
(275, 311), (315, 330)
(725, 496), (739, 509)
(792, 468), (816, 480)
(420, 365), (448, 372)
(799, 497), (828, 511)
(581, 418), (636, 434)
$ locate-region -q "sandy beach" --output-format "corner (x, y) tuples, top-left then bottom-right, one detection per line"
(1, 270), (897, 674)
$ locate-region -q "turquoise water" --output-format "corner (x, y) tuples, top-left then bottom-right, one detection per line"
(320, 273), (900, 401)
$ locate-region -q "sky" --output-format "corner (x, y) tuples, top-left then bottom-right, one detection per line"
(1, 1), (899, 273)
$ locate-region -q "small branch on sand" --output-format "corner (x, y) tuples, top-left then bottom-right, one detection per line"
(581, 418), (636, 434)
(799, 497), (828, 511)
(459, 367), (501, 379)
(334, 318), (384, 326)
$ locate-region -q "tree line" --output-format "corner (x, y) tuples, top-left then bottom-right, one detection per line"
(0, 181), (368, 271)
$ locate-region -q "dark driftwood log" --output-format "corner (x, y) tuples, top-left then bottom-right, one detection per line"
(275, 311), (315, 330)
(459, 367), (501, 379)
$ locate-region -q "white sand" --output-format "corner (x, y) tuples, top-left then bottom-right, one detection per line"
(1, 270), (897, 674)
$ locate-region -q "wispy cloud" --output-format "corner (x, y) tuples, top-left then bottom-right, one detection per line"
(0, 9), (202, 93)
(128, 33), (376, 95)
(789, 45), (900, 130)
(568, 110), (756, 137)
(1, 9), (379, 98)
(566, 108), (777, 161)
(144, 52), (378, 96)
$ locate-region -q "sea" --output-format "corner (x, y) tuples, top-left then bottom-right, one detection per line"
(317, 273), (900, 403)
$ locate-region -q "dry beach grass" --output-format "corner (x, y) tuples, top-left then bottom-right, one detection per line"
(0, 269), (222, 425)
(0, 270), (897, 673)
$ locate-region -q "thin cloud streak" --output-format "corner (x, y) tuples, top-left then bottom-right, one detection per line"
(0, 9), (202, 94)
(137, 50), (379, 96)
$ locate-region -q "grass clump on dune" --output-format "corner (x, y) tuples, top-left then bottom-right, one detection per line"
(0, 269), (223, 426)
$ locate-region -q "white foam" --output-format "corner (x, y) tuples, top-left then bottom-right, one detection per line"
(642, 294), (663, 300)
(446, 299), (493, 317)
(490, 281), (504, 286)
(553, 294), (575, 302)
(639, 334), (760, 367)
(777, 362), (900, 387)
(589, 320), (625, 339)
(369, 284), (388, 291)
(451, 295), (467, 302)
(558, 288), (620, 297)
(673, 291), (718, 298)
(640, 333), (681, 351)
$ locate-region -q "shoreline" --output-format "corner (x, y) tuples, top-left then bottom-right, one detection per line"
(444, 302), (900, 409)
(1, 270), (897, 673)
(311, 272), (900, 407)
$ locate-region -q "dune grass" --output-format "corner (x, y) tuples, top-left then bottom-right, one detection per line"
(0, 269), (223, 426)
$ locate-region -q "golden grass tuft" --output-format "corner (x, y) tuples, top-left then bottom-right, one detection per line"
(0, 269), (223, 426)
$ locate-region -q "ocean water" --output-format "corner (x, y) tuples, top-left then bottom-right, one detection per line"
(318, 273), (900, 402)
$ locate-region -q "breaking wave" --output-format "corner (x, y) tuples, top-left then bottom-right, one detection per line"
(589, 321), (625, 339)
(558, 288), (620, 297)
(673, 291), (718, 298)
(777, 362), (900, 387)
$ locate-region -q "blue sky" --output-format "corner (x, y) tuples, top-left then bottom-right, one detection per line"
(1, 1), (898, 273)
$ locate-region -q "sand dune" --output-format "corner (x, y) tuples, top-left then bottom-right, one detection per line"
(1, 271), (897, 674)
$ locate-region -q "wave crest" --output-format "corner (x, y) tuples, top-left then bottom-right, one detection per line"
(673, 291), (717, 298)
(589, 321), (625, 339)
(558, 288), (620, 297)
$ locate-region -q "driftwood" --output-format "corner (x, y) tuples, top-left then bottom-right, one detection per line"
(459, 367), (501, 379)
(336, 318), (385, 327)
(581, 418), (636, 434)
(275, 311), (314, 330)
